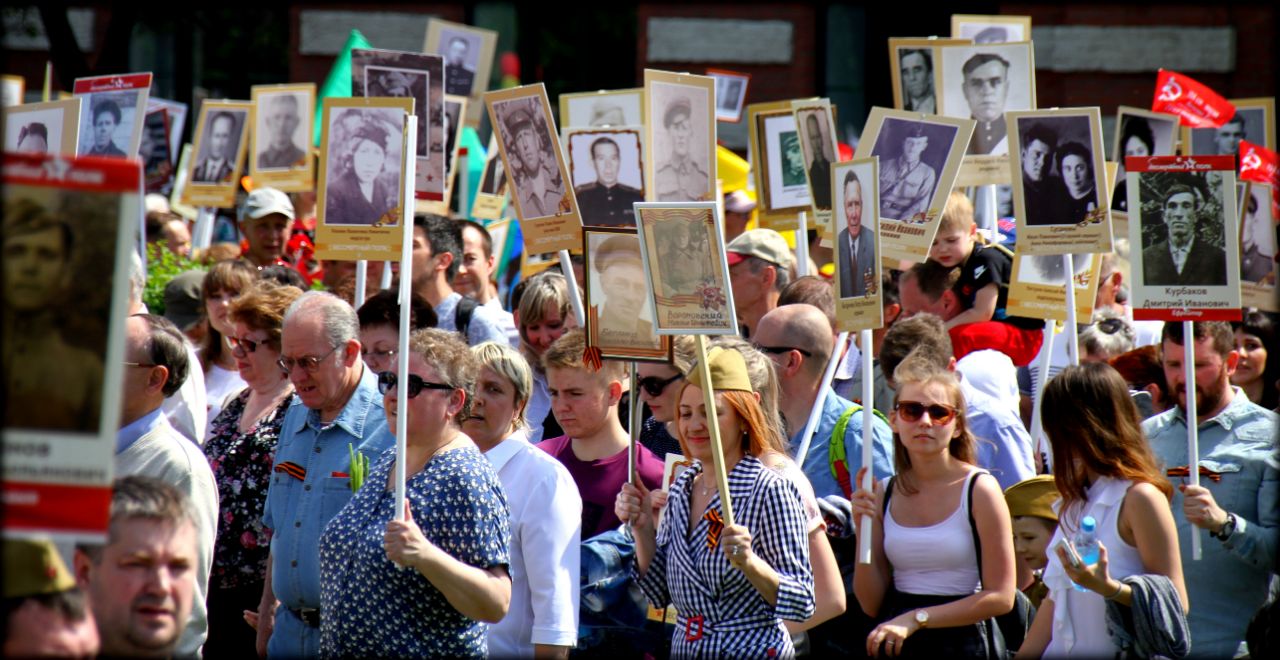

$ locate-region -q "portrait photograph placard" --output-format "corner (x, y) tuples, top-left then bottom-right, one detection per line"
(831, 158), (884, 332)
(565, 126), (645, 227)
(856, 106), (974, 262)
(1, 74), (24, 107)
(182, 100), (251, 208)
(583, 227), (670, 362)
(3, 97), (81, 155)
(634, 202), (737, 335)
(936, 42), (1036, 185)
(645, 70), (717, 203)
(249, 83), (315, 191)
(351, 48), (444, 201)
(1126, 155), (1241, 321)
(138, 108), (173, 193)
(72, 72), (152, 158)
(888, 38), (970, 115)
(708, 69), (750, 123)
(1110, 106), (1180, 219)
(1006, 252), (1101, 323)
(792, 99), (840, 236)
(440, 94), (469, 207)
(315, 97), (413, 262)
(485, 84), (582, 253)
(1008, 108), (1113, 255)
(424, 18), (497, 125)
(471, 134), (508, 221)
(559, 88), (644, 129)
(1182, 97), (1275, 157)
(747, 99), (812, 231)
(1239, 182), (1277, 310)
(950, 15), (1032, 43)
(147, 97), (188, 166)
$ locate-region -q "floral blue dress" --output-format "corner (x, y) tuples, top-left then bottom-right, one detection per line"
(318, 444), (511, 659)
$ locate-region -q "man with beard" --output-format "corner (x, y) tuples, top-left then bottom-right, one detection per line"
(1019, 124), (1067, 226)
(1141, 184), (1227, 285)
(655, 97), (709, 201)
(506, 108), (565, 217)
(575, 136), (642, 227)
(804, 112), (832, 210)
(900, 49), (936, 113)
(961, 53), (1011, 155)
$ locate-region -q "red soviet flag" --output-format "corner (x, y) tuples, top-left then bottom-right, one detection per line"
(1151, 69), (1236, 128)
(1239, 140), (1280, 217)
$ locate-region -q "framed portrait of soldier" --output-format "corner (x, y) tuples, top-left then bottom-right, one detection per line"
(1008, 108), (1112, 255)
(147, 97), (188, 166)
(424, 19), (496, 125)
(485, 84), (582, 253)
(138, 108), (173, 193)
(950, 15), (1031, 43)
(3, 98), (81, 155)
(182, 100), (251, 208)
(1126, 154), (1241, 320)
(1182, 97), (1276, 158)
(1239, 182), (1277, 310)
(440, 94), (469, 208)
(315, 97), (413, 262)
(856, 106), (974, 262)
(747, 99), (813, 231)
(634, 202), (737, 335)
(249, 83), (315, 191)
(1110, 107), (1179, 219)
(1, 74), (24, 107)
(937, 42), (1035, 185)
(471, 134), (508, 220)
(645, 70), (717, 203)
(888, 38), (970, 116)
(72, 72), (152, 159)
(831, 158), (884, 332)
(352, 48), (444, 202)
(565, 126), (645, 227)
(1006, 252), (1101, 323)
(583, 227), (670, 361)
(708, 69), (750, 123)
(559, 89), (644, 129)
(792, 99), (840, 236)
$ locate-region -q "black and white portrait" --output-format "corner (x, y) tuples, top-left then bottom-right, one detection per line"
(955, 22), (1026, 43)
(77, 90), (139, 158)
(761, 113), (810, 211)
(352, 49), (445, 200)
(5, 105), (66, 154)
(1136, 173), (1229, 286)
(443, 97), (464, 178)
(479, 135), (508, 196)
(649, 80), (713, 202)
(796, 106), (836, 212)
(322, 107), (406, 226)
(585, 229), (662, 357)
(192, 107), (248, 184)
(1111, 109), (1178, 212)
(871, 118), (958, 222)
(710, 70), (750, 123)
(939, 43), (1035, 156)
(833, 160), (879, 300)
(139, 109), (173, 192)
(1017, 253), (1092, 286)
(1240, 184), (1276, 284)
(1015, 115), (1102, 226)
(568, 128), (644, 227)
(493, 96), (566, 220)
(1187, 105), (1270, 157)
(561, 90), (643, 129)
(255, 90), (310, 171)
(898, 47), (936, 114)
(438, 29), (481, 96)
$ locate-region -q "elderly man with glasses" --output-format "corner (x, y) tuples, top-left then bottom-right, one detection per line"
(256, 291), (393, 657)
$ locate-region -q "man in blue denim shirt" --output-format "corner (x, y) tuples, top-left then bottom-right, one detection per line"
(257, 292), (393, 657)
(1144, 321), (1279, 658)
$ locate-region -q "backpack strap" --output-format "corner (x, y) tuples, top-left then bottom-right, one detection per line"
(966, 471), (988, 584)
(455, 296), (478, 339)
(828, 403), (891, 499)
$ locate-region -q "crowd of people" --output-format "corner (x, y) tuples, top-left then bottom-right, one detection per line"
(4, 177), (1278, 660)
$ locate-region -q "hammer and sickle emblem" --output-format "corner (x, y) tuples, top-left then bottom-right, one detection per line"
(1158, 77), (1183, 103)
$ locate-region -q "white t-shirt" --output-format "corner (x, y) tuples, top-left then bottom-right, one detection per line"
(956, 349), (1020, 417)
(204, 363), (247, 437)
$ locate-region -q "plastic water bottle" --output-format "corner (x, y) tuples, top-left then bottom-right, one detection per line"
(1072, 516), (1100, 592)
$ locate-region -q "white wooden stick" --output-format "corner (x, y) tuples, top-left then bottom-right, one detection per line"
(1183, 321), (1202, 561)
(794, 331), (849, 466)
(558, 249), (585, 326)
(796, 211), (810, 277)
(1030, 319), (1056, 472)
(858, 328), (875, 565)
(380, 262), (393, 290)
(394, 114), (419, 522)
(693, 335), (734, 526)
(354, 260), (368, 310)
(1063, 254), (1079, 366)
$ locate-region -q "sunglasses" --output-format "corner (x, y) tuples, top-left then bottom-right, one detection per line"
(637, 373), (683, 397)
(277, 346), (339, 375)
(754, 344), (813, 358)
(377, 371), (454, 399)
(228, 335), (271, 354)
(894, 401), (958, 426)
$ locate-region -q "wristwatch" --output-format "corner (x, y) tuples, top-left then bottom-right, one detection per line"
(1211, 512), (1237, 540)
(914, 609), (930, 629)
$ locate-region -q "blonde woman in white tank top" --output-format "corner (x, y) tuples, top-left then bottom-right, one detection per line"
(1016, 364), (1188, 657)
(852, 363), (1016, 658)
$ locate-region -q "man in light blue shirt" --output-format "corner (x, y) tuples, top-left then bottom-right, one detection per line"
(259, 292), (393, 657)
(1144, 321), (1278, 658)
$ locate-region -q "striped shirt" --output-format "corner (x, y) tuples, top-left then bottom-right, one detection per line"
(635, 454), (815, 658)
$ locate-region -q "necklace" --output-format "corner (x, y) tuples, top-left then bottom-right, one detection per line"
(696, 474), (716, 498)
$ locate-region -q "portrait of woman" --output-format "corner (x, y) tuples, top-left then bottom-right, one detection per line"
(324, 115), (400, 226)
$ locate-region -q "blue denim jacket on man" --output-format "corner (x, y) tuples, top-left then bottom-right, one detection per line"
(1144, 387), (1279, 658)
(262, 365), (393, 658)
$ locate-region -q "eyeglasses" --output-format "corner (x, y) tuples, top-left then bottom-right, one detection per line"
(637, 373), (683, 397)
(228, 335), (271, 355)
(277, 346), (340, 375)
(377, 371), (454, 399)
(362, 348), (396, 363)
(754, 344), (813, 358)
(894, 401), (958, 426)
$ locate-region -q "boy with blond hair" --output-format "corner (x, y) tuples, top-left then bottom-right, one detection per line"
(537, 329), (664, 538)
(926, 191), (1043, 365)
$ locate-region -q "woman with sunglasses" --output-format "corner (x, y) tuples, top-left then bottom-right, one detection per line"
(635, 335), (695, 459)
(514, 271), (578, 443)
(617, 346), (815, 658)
(852, 358), (1015, 658)
(201, 280), (302, 656)
(319, 328), (511, 658)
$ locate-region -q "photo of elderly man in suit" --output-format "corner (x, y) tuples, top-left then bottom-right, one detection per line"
(837, 168), (877, 299)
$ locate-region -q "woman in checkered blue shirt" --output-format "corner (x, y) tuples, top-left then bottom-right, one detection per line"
(616, 347), (815, 658)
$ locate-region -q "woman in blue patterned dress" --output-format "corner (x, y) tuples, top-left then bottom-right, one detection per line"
(318, 328), (511, 658)
(616, 346), (815, 658)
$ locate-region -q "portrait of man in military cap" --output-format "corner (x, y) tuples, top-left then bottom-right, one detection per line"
(654, 95), (710, 202)
(321, 107), (406, 226)
(586, 230), (663, 357)
(493, 97), (566, 219)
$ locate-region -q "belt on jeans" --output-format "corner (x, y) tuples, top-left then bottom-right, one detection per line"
(288, 606), (320, 627)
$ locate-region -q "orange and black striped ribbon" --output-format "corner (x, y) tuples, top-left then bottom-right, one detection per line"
(274, 461), (306, 482)
(704, 508), (724, 550)
(1166, 466), (1222, 482)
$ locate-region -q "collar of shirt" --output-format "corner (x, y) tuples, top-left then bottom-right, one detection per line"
(1171, 386), (1254, 431)
(688, 453), (765, 502)
(294, 364), (380, 437)
(483, 432), (530, 473)
(786, 385), (841, 447)
(117, 407), (166, 454)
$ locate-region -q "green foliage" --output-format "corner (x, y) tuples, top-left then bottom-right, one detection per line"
(349, 443), (370, 493)
(143, 244), (204, 317)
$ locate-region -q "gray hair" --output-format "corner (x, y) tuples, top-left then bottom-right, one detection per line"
(745, 255), (791, 293)
(284, 290), (359, 350)
(470, 341), (533, 428)
(1079, 309), (1135, 361)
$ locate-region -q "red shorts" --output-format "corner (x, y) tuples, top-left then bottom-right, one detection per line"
(949, 321), (1044, 367)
